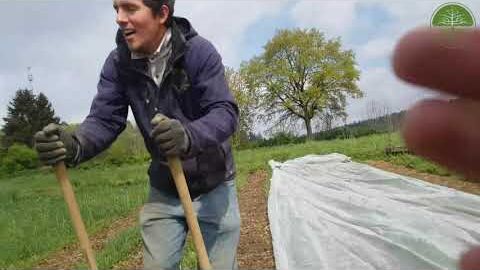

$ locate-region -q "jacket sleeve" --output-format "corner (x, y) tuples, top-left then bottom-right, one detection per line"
(74, 51), (128, 163)
(184, 42), (239, 156)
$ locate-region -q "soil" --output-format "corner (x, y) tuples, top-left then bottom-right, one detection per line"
(113, 170), (276, 270)
(112, 248), (143, 270)
(237, 170), (275, 270)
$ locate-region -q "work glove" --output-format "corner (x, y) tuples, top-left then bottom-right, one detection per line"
(150, 114), (190, 156)
(34, 123), (79, 166)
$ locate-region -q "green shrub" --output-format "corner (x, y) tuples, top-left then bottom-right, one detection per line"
(253, 132), (305, 148)
(0, 144), (38, 174)
(0, 147), (5, 164)
(80, 122), (149, 167)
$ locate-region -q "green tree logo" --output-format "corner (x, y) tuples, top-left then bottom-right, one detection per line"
(431, 2), (476, 29)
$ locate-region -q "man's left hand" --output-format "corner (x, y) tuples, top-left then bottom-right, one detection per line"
(151, 114), (190, 156)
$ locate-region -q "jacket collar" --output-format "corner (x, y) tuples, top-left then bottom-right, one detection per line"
(131, 28), (172, 60)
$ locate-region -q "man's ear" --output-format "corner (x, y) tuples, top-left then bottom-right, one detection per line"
(158, 4), (170, 24)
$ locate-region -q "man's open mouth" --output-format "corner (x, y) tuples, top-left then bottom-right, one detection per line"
(123, 29), (136, 38)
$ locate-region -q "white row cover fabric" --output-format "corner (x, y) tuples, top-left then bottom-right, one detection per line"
(268, 154), (480, 270)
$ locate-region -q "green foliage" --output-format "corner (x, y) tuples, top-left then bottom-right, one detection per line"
(253, 131), (305, 148)
(0, 144), (38, 174)
(0, 143), (6, 169)
(0, 119), (148, 176)
(241, 28), (363, 139)
(180, 238), (198, 269)
(225, 67), (257, 150)
(0, 130), (4, 147)
(311, 110), (406, 141)
(2, 89), (60, 148)
(79, 121), (149, 168)
(313, 125), (384, 141)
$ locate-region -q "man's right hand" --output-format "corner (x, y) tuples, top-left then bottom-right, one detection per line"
(34, 123), (78, 166)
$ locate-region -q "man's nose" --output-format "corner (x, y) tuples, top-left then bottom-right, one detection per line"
(116, 9), (128, 26)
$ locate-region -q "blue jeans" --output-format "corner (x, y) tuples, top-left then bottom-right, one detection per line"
(140, 180), (241, 270)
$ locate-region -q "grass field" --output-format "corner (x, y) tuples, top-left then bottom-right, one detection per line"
(0, 133), (454, 269)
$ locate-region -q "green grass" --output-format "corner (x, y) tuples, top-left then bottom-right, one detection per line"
(234, 133), (453, 187)
(234, 133), (395, 187)
(75, 227), (142, 270)
(180, 237), (198, 269)
(385, 154), (453, 176)
(0, 164), (149, 269)
(0, 133), (456, 268)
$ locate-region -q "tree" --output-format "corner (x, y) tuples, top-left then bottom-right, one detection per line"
(225, 67), (257, 148)
(2, 89), (60, 147)
(241, 28), (363, 139)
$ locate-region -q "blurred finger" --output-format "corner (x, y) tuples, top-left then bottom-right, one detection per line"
(34, 131), (44, 140)
(44, 155), (66, 166)
(151, 122), (171, 137)
(159, 139), (175, 151)
(35, 141), (65, 152)
(38, 149), (67, 159)
(164, 144), (178, 156)
(402, 98), (480, 180)
(43, 123), (60, 136)
(393, 28), (480, 100)
(34, 133), (60, 143)
(151, 113), (169, 126)
(460, 247), (480, 270)
(154, 130), (174, 143)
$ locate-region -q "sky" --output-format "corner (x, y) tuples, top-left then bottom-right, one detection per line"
(1, 0), (479, 133)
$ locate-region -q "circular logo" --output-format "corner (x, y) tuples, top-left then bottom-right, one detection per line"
(431, 2), (476, 29)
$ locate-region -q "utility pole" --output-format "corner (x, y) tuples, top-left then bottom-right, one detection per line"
(27, 67), (34, 91)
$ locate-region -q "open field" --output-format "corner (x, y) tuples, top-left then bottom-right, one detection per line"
(1, 164), (149, 269)
(0, 133), (465, 269)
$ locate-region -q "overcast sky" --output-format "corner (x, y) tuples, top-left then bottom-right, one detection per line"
(1, 0), (479, 132)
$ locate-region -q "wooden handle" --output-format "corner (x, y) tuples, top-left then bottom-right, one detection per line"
(54, 162), (98, 270)
(167, 157), (212, 270)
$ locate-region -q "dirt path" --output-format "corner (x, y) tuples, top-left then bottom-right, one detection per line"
(237, 170), (275, 269)
(112, 171), (276, 269)
(34, 211), (137, 269)
(113, 248), (143, 270)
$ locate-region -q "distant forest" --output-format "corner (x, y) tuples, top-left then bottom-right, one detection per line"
(313, 111), (406, 141)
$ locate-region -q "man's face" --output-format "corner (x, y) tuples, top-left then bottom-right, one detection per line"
(113, 0), (168, 55)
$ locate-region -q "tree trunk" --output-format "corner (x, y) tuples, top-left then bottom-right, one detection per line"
(304, 118), (313, 140)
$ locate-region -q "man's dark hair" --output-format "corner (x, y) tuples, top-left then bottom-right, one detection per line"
(143, 0), (175, 26)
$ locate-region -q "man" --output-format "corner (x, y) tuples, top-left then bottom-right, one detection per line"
(33, 0), (240, 269)
(393, 28), (480, 270)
